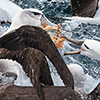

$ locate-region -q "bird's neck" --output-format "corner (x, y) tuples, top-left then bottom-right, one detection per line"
(3, 23), (23, 35)
(3, 12), (28, 35)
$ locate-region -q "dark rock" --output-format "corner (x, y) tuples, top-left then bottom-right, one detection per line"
(71, 0), (99, 17)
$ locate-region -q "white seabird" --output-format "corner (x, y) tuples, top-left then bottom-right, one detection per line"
(0, 0), (57, 35)
(0, 0), (60, 91)
(0, 58), (32, 86)
(5, 8), (57, 34)
(64, 36), (100, 61)
(68, 64), (85, 94)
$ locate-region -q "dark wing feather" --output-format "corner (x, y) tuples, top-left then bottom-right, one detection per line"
(0, 25), (74, 88)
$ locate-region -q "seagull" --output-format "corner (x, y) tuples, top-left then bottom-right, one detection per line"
(0, 0), (58, 35)
(64, 36), (100, 61)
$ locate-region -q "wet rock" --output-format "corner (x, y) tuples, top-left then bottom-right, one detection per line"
(71, 0), (99, 17)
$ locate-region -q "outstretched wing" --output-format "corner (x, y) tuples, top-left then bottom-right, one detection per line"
(0, 0), (22, 23)
(0, 25), (74, 88)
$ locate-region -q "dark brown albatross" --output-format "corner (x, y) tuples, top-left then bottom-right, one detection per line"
(0, 26), (74, 100)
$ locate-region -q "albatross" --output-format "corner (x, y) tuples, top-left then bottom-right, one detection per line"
(0, 0), (58, 35)
(0, 26), (74, 100)
(0, 1), (74, 99)
(64, 36), (100, 61)
(4, 8), (57, 34)
(0, 0), (73, 99)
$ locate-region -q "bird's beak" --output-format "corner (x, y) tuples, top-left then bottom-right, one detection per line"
(64, 49), (81, 55)
(41, 14), (57, 30)
(62, 35), (84, 46)
(63, 36), (85, 55)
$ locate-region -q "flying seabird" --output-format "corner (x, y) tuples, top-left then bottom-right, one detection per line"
(0, 0), (65, 49)
(64, 36), (100, 61)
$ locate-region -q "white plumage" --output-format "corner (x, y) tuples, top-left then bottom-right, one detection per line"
(0, 59), (19, 76)
(0, 0), (57, 35)
(0, 59), (32, 86)
(80, 39), (100, 61)
(0, 0), (87, 94)
(64, 37), (100, 61)
(0, 0), (22, 22)
(68, 64), (85, 94)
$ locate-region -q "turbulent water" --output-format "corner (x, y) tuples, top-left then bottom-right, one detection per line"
(0, 0), (100, 94)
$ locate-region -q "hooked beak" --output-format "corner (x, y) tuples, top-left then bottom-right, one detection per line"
(63, 36), (85, 55)
(41, 14), (57, 30)
(64, 49), (81, 55)
(62, 35), (84, 46)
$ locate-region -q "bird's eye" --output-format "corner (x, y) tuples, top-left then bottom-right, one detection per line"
(32, 12), (41, 15)
(84, 44), (89, 49)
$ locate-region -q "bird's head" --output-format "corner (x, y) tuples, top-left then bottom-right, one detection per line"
(11, 8), (57, 31)
(6, 8), (64, 49)
(64, 36), (100, 61)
